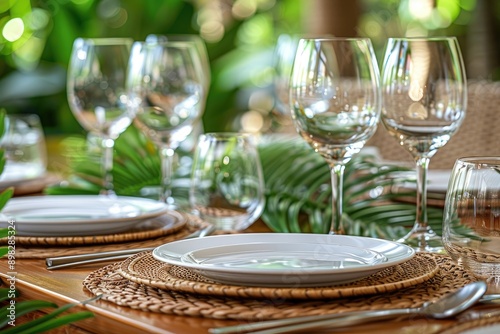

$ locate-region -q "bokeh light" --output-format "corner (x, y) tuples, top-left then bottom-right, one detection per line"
(3, 17), (24, 42)
(241, 110), (265, 133)
(232, 0), (257, 19)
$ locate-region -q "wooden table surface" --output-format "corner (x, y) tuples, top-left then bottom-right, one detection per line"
(1, 221), (499, 334)
(0, 257), (461, 334)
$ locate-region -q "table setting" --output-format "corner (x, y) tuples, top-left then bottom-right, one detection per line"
(1, 33), (500, 334)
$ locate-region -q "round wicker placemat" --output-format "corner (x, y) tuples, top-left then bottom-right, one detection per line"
(117, 252), (439, 300)
(10, 213), (210, 258)
(83, 254), (478, 321)
(0, 210), (187, 246)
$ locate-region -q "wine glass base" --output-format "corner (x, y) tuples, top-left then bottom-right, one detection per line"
(397, 227), (445, 253)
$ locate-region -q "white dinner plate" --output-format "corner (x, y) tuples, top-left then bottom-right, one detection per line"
(152, 233), (415, 287)
(0, 195), (170, 236)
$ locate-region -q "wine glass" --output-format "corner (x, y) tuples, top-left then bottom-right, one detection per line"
(145, 34), (210, 94)
(289, 38), (381, 234)
(381, 37), (467, 252)
(127, 40), (206, 207)
(145, 34), (210, 152)
(272, 34), (333, 131)
(67, 37), (134, 196)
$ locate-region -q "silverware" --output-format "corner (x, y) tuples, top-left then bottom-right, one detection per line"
(45, 225), (215, 270)
(209, 281), (488, 334)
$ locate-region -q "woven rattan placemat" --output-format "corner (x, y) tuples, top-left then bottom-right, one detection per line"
(83, 254), (478, 321)
(117, 252), (438, 300)
(0, 210), (187, 246)
(10, 213), (210, 259)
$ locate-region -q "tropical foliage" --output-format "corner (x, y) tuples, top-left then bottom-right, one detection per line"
(0, 290), (95, 334)
(46, 127), (445, 239)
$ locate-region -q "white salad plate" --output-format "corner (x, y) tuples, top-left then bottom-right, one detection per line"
(0, 195), (170, 236)
(152, 233), (415, 287)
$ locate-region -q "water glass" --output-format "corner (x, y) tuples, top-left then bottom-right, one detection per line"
(190, 133), (265, 231)
(443, 157), (500, 292)
(0, 114), (47, 181)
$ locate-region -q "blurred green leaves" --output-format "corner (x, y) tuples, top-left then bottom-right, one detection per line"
(0, 0), (299, 135)
(46, 127), (444, 239)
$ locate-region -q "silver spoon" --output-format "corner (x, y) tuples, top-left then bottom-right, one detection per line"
(210, 281), (488, 334)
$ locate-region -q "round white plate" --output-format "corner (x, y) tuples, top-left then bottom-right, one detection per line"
(0, 195), (170, 236)
(152, 233), (415, 287)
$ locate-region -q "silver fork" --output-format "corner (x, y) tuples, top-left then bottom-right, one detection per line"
(45, 225), (216, 270)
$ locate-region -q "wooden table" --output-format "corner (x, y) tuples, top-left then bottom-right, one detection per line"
(0, 257), (460, 334)
(1, 222), (499, 334)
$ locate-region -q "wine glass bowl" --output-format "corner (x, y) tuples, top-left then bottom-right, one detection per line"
(127, 40), (206, 206)
(272, 34), (333, 130)
(289, 38), (381, 234)
(381, 37), (467, 251)
(67, 37), (134, 195)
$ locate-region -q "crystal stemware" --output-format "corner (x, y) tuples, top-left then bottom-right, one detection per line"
(381, 37), (467, 252)
(127, 40), (206, 207)
(67, 37), (134, 196)
(289, 37), (381, 234)
(144, 34), (210, 152)
(272, 34), (332, 131)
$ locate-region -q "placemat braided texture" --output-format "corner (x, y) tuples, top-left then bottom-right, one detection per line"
(446, 243), (500, 263)
(83, 253), (477, 321)
(117, 251), (439, 300)
(0, 210), (187, 246)
(9, 213), (210, 258)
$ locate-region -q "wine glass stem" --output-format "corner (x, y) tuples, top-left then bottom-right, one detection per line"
(100, 137), (115, 196)
(415, 157), (430, 230)
(329, 164), (345, 235)
(160, 146), (175, 205)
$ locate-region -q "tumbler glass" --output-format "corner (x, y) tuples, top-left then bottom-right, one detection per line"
(443, 157), (500, 292)
(190, 133), (265, 231)
(0, 114), (47, 182)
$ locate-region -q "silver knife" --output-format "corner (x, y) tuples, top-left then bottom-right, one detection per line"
(45, 225), (216, 270)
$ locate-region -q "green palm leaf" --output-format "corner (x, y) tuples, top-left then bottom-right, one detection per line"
(46, 128), (443, 239)
(257, 136), (443, 238)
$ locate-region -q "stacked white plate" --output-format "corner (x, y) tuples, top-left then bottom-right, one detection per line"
(0, 195), (170, 236)
(152, 233), (415, 287)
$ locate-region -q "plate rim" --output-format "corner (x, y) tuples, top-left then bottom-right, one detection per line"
(1, 195), (169, 225)
(152, 233), (415, 276)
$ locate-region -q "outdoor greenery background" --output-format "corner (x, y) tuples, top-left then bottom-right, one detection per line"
(0, 0), (498, 138)
(0, 2), (498, 330)
(1, 0), (497, 232)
